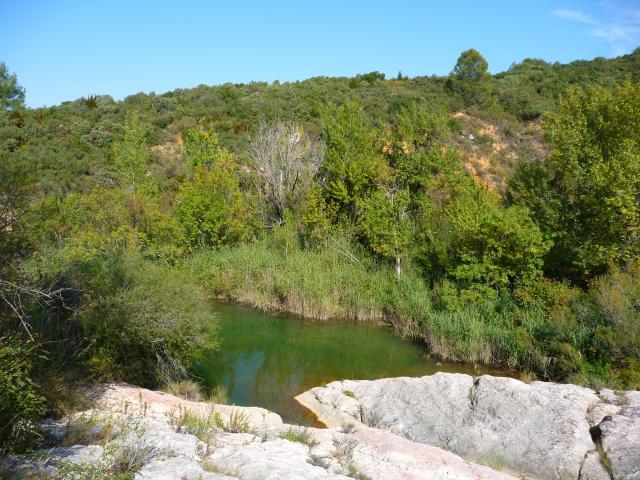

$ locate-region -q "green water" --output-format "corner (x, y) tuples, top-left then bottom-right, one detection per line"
(197, 302), (506, 424)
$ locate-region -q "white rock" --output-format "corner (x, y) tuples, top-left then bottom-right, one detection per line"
(297, 373), (640, 480)
(135, 456), (236, 479)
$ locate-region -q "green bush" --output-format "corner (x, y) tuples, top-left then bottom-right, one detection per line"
(0, 337), (47, 454)
(28, 249), (219, 387)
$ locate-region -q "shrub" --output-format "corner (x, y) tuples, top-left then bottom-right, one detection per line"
(0, 336), (47, 454)
(279, 426), (319, 447)
(163, 380), (203, 401)
(28, 249), (219, 388)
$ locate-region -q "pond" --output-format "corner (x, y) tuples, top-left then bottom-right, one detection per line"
(197, 302), (507, 424)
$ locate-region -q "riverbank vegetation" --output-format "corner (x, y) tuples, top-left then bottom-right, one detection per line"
(1, 48), (639, 453)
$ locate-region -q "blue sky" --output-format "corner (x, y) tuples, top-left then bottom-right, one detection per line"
(1, 0), (639, 107)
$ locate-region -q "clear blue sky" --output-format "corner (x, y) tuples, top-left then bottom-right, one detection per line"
(1, 0), (639, 107)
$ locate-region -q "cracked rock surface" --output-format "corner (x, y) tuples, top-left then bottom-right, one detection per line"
(2, 383), (517, 480)
(296, 373), (640, 480)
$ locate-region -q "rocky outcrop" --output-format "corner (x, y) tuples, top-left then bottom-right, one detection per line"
(3, 383), (516, 480)
(296, 373), (640, 480)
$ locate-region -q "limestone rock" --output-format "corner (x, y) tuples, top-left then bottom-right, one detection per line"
(297, 373), (640, 480)
(92, 383), (283, 428)
(343, 425), (518, 480)
(580, 450), (611, 480)
(135, 456), (236, 479)
(205, 438), (351, 480)
(596, 411), (640, 479)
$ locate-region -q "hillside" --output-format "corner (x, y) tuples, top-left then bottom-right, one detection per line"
(1, 48), (640, 456)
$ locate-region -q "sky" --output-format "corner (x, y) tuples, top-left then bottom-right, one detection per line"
(1, 0), (639, 107)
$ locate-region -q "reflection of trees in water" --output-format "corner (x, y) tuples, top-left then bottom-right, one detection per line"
(198, 304), (508, 419)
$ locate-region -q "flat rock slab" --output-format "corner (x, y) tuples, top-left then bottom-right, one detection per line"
(297, 372), (640, 480)
(5, 383), (516, 480)
(92, 383), (283, 428)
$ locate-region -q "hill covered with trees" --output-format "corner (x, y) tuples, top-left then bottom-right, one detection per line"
(1, 48), (639, 453)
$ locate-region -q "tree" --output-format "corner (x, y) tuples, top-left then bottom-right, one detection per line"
(0, 62), (25, 110)
(182, 127), (222, 168)
(320, 101), (384, 218)
(1, 154), (67, 339)
(175, 131), (250, 248)
(449, 49), (493, 106)
(358, 187), (413, 277)
(510, 81), (640, 281)
(249, 121), (323, 223)
(452, 49), (489, 82)
(114, 117), (148, 218)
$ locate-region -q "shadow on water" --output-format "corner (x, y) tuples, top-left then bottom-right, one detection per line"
(196, 302), (509, 425)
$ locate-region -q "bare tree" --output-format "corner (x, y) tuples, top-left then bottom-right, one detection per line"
(249, 121), (323, 222)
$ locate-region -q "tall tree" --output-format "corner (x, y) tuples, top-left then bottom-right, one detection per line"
(358, 187), (413, 278)
(0, 62), (25, 110)
(320, 101), (384, 219)
(449, 49), (493, 106)
(509, 81), (640, 281)
(175, 130), (250, 248)
(114, 117), (148, 218)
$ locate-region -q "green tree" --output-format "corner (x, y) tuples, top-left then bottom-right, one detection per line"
(320, 101), (384, 218)
(452, 49), (489, 82)
(114, 117), (148, 218)
(449, 49), (494, 106)
(182, 127), (222, 168)
(0, 337), (46, 454)
(175, 132), (250, 248)
(511, 81), (640, 281)
(358, 187), (413, 277)
(0, 62), (25, 110)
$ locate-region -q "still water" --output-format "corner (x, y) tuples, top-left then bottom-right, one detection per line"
(197, 302), (505, 424)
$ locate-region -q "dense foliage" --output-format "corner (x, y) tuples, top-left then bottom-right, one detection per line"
(1, 48), (639, 452)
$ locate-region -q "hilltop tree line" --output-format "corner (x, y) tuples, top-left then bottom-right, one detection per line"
(1, 49), (639, 453)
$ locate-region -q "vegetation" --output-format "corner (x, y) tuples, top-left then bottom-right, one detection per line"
(1, 48), (640, 453)
(279, 426), (319, 447)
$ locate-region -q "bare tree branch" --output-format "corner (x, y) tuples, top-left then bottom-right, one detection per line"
(249, 121), (324, 221)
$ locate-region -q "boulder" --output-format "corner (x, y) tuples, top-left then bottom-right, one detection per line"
(297, 373), (639, 480)
(92, 383), (283, 428)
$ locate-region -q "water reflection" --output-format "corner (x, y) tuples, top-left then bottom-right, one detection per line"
(197, 302), (505, 423)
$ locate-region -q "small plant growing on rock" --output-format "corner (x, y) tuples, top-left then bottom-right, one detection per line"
(163, 380), (203, 401)
(207, 385), (229, 404)
(279, 426), (318, 447)
(169, 406), (221, 443)
(219, 409), (251, 434)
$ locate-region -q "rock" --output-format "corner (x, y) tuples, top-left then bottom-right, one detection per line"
(92, 383), (283, 428)
(49, 444), (105, 464)
(8, 378), (636, 480)
(135, 456), (236, 479)
(594, 410), (640, 480)
(205, 438), (351, 480)
(297, 373), (640, 480)
(580, 450), (611, 480)
(1, 445), (105, 478)
(342, 425), (518, 480)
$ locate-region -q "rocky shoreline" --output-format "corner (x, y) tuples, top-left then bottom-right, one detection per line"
(296, 373), (640, 480)
(3, 375), (639, 479)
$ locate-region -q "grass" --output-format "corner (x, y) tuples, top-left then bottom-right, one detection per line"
(189, 237), (397, 322)
(169, 405), (252, 443)
(163, 380), (204, 401)
(43, 412), (152, 480)
(169, 406), (222, 443)
(279, 426), (319, 447)
(188, 238), (546, 371)
(208, 385), (229, 404)
(189, 236), (640, 388)
(61, 411), (116, 446)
